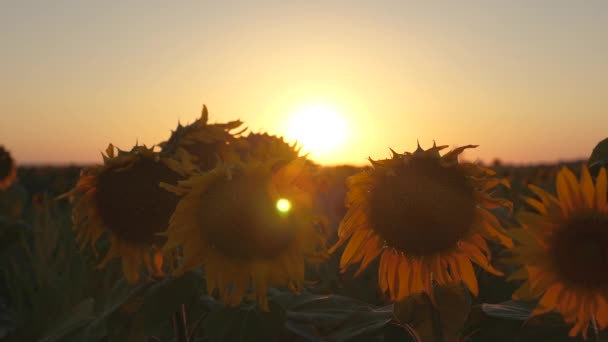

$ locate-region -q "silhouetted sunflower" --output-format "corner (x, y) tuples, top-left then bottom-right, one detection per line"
(331, 143), (513, 301)
(163, 158), (326, 310)
(0, 146), (17, 190)
(159, 105), (245, 172)
(589, 137), (608, 177)
(509, 165), (608, 338)
(62, 144), (184, 283)
(236, 132), (301, 163)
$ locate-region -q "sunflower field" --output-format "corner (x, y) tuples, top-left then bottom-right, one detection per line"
(1, 107), (608, 342)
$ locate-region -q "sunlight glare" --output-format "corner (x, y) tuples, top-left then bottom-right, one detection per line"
(285, 102), (348, 159)
(276, 198), (292, 214)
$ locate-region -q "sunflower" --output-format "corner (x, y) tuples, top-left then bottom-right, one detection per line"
(0, 146), (17, 190)
(61, 144), (185, 283)
(235, 132), (301, 163)
(509, 165), (608, 338)
(162, 158), (327, 310)
(589, 137), (608, 177)
(331, 142), (513, 301)
(159, 105), (245, 171)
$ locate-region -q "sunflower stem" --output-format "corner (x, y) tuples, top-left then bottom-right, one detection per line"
(173, 304), (189, 342)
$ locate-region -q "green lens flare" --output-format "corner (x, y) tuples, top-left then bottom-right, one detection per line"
(276, 198), (291, 213)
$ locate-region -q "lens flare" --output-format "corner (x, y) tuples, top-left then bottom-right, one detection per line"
(276, 198), (291, 213)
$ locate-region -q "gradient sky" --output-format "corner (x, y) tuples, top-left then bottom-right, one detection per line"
(1, 1), (607, 166)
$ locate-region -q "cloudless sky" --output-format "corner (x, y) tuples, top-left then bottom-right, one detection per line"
(1, 1), (607, 166)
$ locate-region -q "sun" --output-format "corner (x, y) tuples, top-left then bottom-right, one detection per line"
(285, 102), (348, 159)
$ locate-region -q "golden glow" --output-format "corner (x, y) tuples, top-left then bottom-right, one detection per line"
(285, 102), (348, 159)
(276, 198), (292, 213)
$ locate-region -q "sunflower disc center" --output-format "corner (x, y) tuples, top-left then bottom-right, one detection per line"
(551, 213), (608, 290)
(368, 158), (476, 256)
(201, 175), (296, 260)
(95, 158), (181, 245)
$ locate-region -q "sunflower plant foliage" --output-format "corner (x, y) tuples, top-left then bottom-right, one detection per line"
(331, 142), (513, 302)
(509, 165), (608, 338)
(61, 143), (185, 283)
(162, 157), (327, 310)
(8, 109), (608, 340)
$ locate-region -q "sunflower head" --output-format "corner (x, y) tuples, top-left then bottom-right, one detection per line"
(0, 146), (17, 190)
(589, 137), (608, 177)
(62, 143), (184, 283)
(163, 158), (326, 310)
(332, 142), (512, 302)
(235, 132), (301, 163)
(159, 105), (245, 172)
(510, 165), (608, 338)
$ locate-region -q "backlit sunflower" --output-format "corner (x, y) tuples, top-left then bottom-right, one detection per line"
(162, 158), (327, 310)
(509, 165), (608, 338)
(589, 137), (608, 177)
(61, 144), (185, 283)
(331, 142), (513, 301)
(0, 146), (17, 190)
(159, 105), (245, 171)
(235, 132), (301, 163)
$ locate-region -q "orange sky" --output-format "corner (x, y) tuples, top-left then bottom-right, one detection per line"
(1, 2), (607, 166)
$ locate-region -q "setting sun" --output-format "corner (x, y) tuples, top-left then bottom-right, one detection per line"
(284, 102), (348, 161)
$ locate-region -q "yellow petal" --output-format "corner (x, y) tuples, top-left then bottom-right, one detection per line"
(556, 167), (581, 214)
(354, 235), (383, 277)
(397, 258), (412, 299)
(339, 229), (371, 269)
(378, 251), (390, 292)
(595, 295), (608, 328)
(409, 259), (424, 294)
(532, 284), (561, 316)
(387, 252), (400, 299)
(579, 165), (595, 209)
(456, 255), (478, 296)
(459, 241), (503, 276)
(524, 197), (547, 215)
(528, 184), (562, 216)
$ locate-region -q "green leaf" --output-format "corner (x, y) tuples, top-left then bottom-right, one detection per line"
(271, 289), (395, 341)
(140, 271), (205, 336)
(203, 300), (286, 342)
(39, 298), (95, 342)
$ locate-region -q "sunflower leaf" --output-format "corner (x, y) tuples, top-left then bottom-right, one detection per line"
(203, 299), (286, 342)
(140, 271), (206, 336)
(480, 300), (535, 320)
(394, 283), (472, 342)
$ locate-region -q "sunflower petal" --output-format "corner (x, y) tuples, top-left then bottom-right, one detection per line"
(456, 255), (478, 296)
(528, 184), (562, 216)
(459, 241), (503, 276)
(580, 165), (595, 209)
(339, 229), (372, 270)
(532, 284), (560, 316)
(397, 257), (412, 299)
(354, 235), (383, 277)
(524, 197), (547, 215)
(556, 167), (581, 214)
(378, 251), (391, 292)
